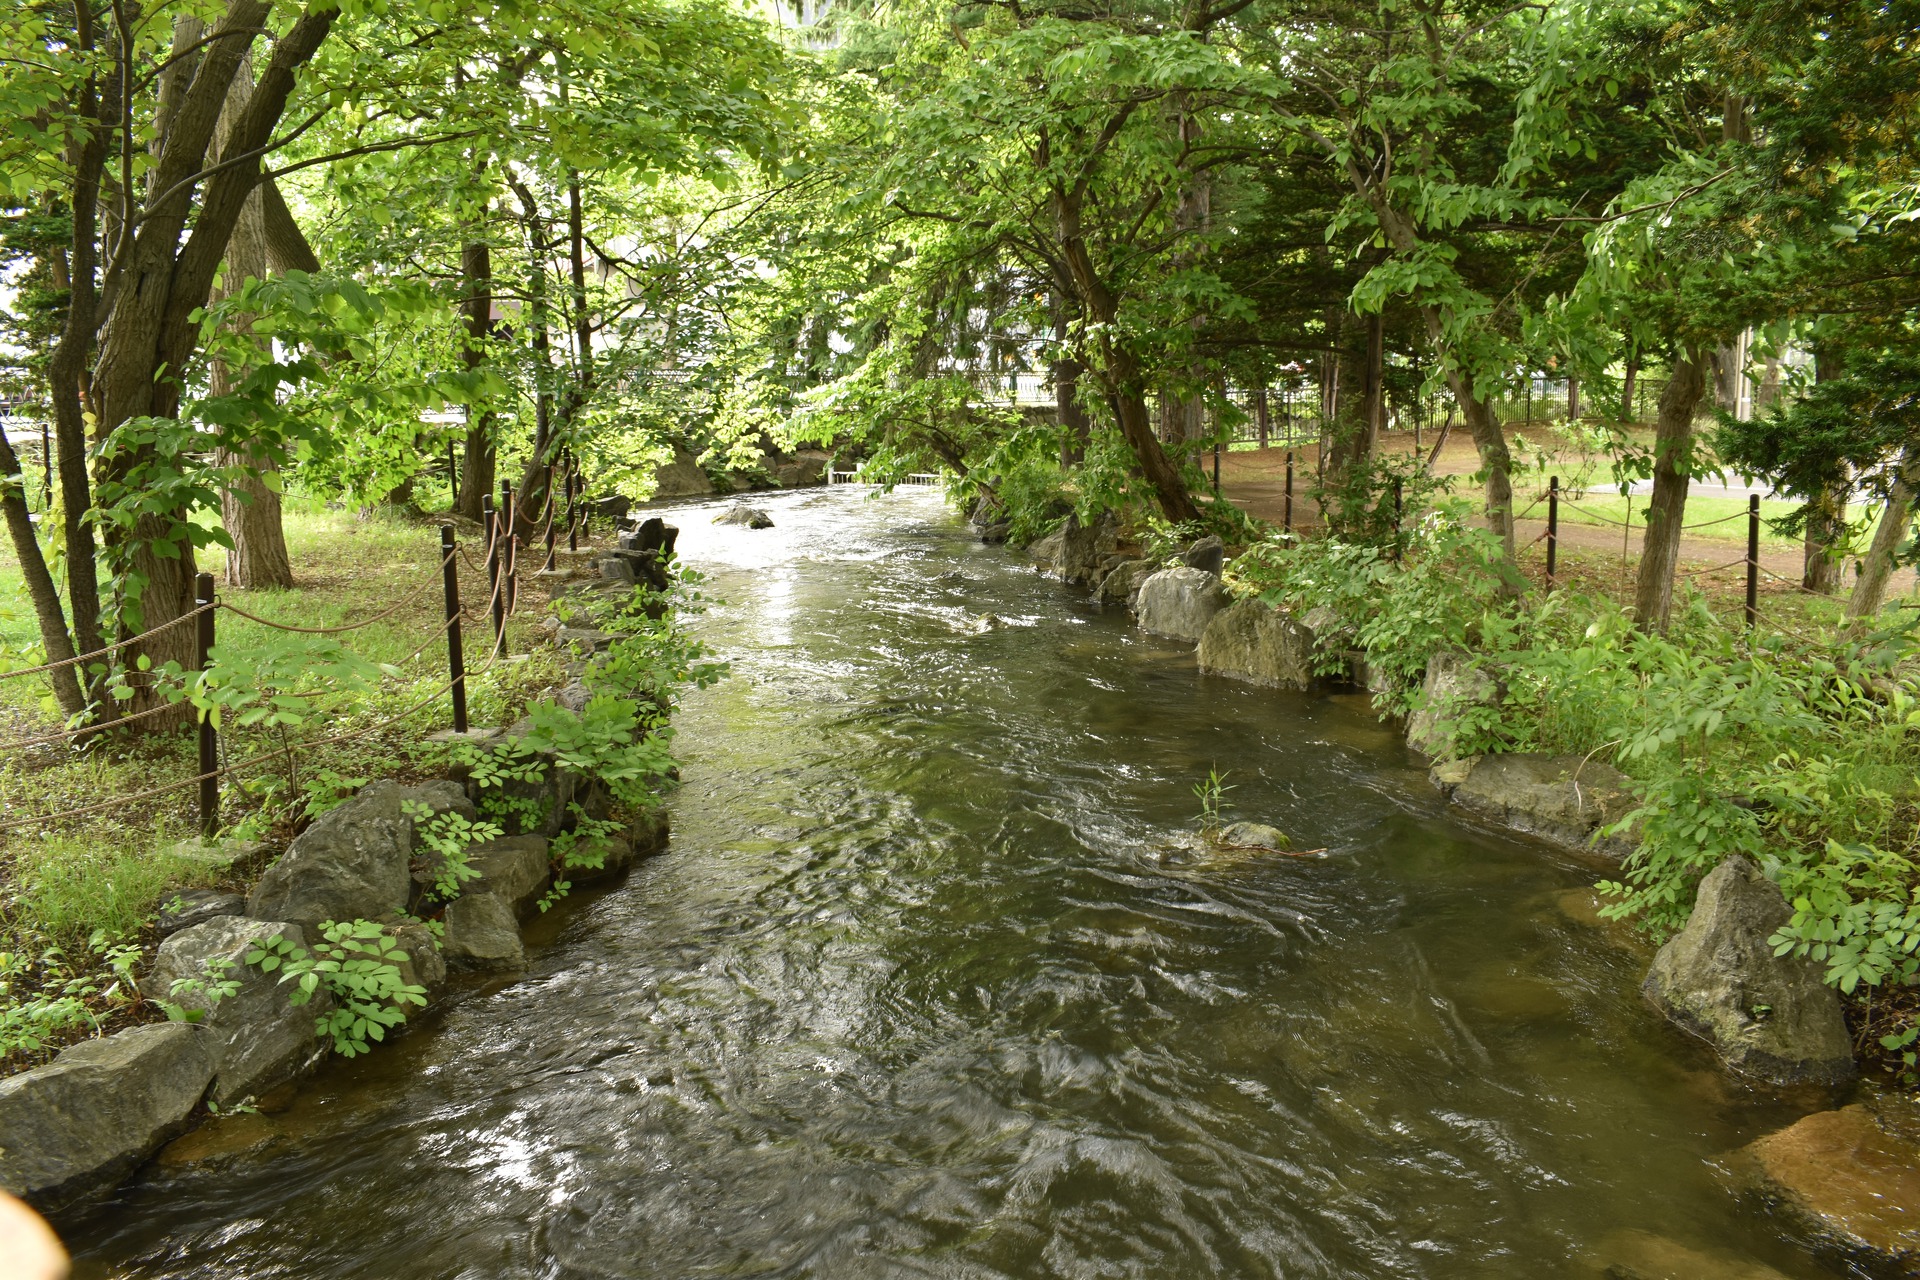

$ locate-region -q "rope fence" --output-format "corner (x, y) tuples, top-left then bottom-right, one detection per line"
(0, 483), (578, 837)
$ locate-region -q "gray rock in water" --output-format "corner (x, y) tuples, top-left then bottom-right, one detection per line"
(1197, 598), (1313, 689)
(442, 892), (525, 971)
(1026, 528), (1066, 573)
(1092, 558), (1155, 607)
(1134, 567), (1229, 642)
(247, 781), (412, 930)
(1443, 753), (1637, 859)
(466, 836), (552, 917)
(1053, 511), (1119, 585)
(652, 444), (715, 499)
(1405, 651), (1502, 760)
(1644, 855), (1854, 1086)
(1182, 534), (1226, 575)
(714, 505), (774, 529)
(154, 888), (246, 937)
(1216, 821), (1290, 851)
(141, 917), (329, 1109)
(0, 1023), (214, 1207)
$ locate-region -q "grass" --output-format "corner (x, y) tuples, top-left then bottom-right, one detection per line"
(0, 496), (587, 1066)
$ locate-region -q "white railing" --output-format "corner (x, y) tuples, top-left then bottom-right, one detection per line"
(827, 469), (944, 487)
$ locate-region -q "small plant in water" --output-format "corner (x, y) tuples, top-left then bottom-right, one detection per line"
(1193, 767), (1234, 839)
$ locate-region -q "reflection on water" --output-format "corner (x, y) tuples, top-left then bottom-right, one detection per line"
(64, 488), (1838, 1279)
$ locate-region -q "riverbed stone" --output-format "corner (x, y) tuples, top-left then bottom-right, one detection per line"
(247, 780), (412, 930)
(1135, 567), (1229, 642)
(468, 836), (552, 918)
(1444, 753), (1637, 860)
(714, 505), (774, 529)
(1092, 558), (1155, 607)
(442, 892), (526, 971)
(154, 888), (246, 937)
(1197, 598), (1313, 689)
(1736, 1100), (1920, 1274)
(1592, 1228), (1797, 1279)
(0, 1023), (214, 1207)
(1643, 855), (1854, 1086)
(1405, 651), (1502, 760)
(1216, 821), (1291, 851)
(142, 917), (330, 1109)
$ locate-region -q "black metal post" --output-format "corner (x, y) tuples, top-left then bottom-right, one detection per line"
(1284, 451), (1294, 532)
(194, 572), (218, 837)
(1546, 476), (1559, 588)
(1391, 477), (1404, 563)
(483, 494), (504, 646)
(1746, 493), (1761, 628)
(1212, 443), (1221, 495)
(440, 525), (468, 733)
(499, 480), (517, 614)
(565, 452), (579, 552)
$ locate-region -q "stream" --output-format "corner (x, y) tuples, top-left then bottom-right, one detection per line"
(65, 486), (1840, 1279)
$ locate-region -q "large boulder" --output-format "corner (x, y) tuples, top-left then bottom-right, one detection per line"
(1643, 856), (1854, 1086)
(442, 893), (525, 971)
(1026, 528), (1067, 574)
(772, 450), (830, 488)
(1197, 599), (1313, 689)
(1405, 651), (1502, 760)
(1091, 558), (1155, 607)
(142, 917), (330, 1109)
(0, 1023), (213, 1208)
(1736, 1098), (1920, 1274)
(1440, 753), (1637, 860)
(467, 836), (552, 917)
(247, 780), (413, 929)
(1134, 567), (1229, 643)
(1181, 535), (1225, 575)
(651, 444), (714, 499)
(1056, 512), (1118, 585)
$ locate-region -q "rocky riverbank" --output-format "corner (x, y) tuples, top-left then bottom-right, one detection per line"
(0, 523), (687, 1211)
(1019, 516), (1917, 1273)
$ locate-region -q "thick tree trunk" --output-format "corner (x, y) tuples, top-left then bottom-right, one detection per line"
(1847, 446), (1918, 621)
(1620, 351), (1639, 421)
(1802, 481), (1848, 594)
(1051, 184), (1198, 524)
(456, 239), (496, 521)
(213, 59), (292, 589)
(1632, 349), (1708, 632)
(86, 4), (335, 724)
(1326, 313), (1383, 484)
(1053, 302), (1089, 467)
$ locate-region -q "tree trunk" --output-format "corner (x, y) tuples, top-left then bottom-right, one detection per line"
(1254, 384), (1271, 448)
(1847, 446), (1918, 621)
(1050, 184), (1198, 525)
(1053, 297), (1089, 467)
(214, 58), (292, 589)
(86, 3), (335, 724)
(1632, 349), (1708, 632)
(455, 238), (496, 521)
(1802, 481), (1848, 594)
(1621, 350), (1640, 422)
(0, 433), (85, 716)
(1567, 376), (1580, 420)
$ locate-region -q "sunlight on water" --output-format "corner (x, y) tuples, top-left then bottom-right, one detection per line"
(64, 487), (1840, 1280)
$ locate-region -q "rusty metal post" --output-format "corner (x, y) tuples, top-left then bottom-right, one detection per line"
(483, 494), (504, 646)
(1284, 451), (1294, 532)
(1746, 493), (1761, 628)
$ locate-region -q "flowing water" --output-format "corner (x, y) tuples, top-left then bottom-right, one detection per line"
(65, 487), (1844, 1279)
